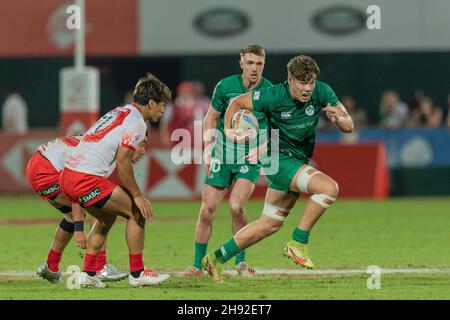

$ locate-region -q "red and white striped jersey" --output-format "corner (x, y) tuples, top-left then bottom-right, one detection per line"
(38, 136), (81, 172)
(66, 104), (147, 176)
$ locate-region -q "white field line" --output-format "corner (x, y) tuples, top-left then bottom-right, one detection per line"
(1, 268), (450, 278)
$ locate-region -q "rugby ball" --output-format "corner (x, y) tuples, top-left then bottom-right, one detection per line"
(230, 110), (259, 135)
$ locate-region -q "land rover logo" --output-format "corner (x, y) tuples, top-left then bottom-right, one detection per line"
(194, 8), (250, 37)
(312, 6), (366, 35)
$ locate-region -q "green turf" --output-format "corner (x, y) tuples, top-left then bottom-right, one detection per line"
(0, 196), (449, 299)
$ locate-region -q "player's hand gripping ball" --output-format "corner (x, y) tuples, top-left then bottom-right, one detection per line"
(230, 110), (259, 142)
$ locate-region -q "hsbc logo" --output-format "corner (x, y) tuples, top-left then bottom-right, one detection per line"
(281, 111), (292, 119)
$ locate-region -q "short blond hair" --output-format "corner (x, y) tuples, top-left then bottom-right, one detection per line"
(240, 44), (265, 58)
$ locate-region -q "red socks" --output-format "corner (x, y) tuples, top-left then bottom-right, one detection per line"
(129, 253), (144, 272)
(96, 250), (107, 272)
(83, 253), (97, 274)
(47, 250), (62, 272)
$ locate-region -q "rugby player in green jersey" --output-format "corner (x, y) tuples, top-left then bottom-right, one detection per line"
(202, 55), (354, 282)
(177, 44), (273, 278)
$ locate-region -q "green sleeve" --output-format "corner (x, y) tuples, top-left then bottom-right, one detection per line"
(252, 87), (275, 113)
(319, 82), (340, 107)
(211, 81), (225, 113)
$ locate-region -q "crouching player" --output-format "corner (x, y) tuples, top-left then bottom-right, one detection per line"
(26, 135), (127, 283)
(60, 73), (172, 288)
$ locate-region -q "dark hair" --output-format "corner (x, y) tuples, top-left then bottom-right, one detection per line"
(133, 73), (172, 105)
(287, 55), (320, 82)
(240, 44), (265, 58)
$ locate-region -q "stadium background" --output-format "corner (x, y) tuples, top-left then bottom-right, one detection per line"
(0, 0), (449, 301)
(1, 0), (449, 199)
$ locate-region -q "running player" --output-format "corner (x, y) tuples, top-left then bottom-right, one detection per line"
(59, 73), (172, 288)
(26, 135), (127, 283)
(177, 44), (272, 278)
(201, 55), (354, 282)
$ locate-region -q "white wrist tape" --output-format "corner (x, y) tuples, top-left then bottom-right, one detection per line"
(262, 202), (290, 222)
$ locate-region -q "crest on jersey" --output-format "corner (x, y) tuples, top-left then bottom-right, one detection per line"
(305, 105), (315, 116)
(253, 91), (260, 100)
(239, 165), (249, 174)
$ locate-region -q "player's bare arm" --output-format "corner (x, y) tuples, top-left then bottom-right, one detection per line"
(202, 107), (222, 175)
(72, 202), (87, 249)
(223, 92), (254, 142)
(116, 145), (152, 221)
(322, 103), (354, 133)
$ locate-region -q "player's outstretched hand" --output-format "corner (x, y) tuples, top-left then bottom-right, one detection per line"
(322, 104), (340, 123)
(134, 195), (153, 222)
(225, 128), (256, 144)
(74, 231), (87, 249)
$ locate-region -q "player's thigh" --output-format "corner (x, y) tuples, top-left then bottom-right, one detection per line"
(260, 188), (299, 223)
(265, 188), (298, 210)
(289, 165), (338, 195)
(229, 178), (255, 206)
(48, 193), (72, 208)
(201, 183), (228, 210)
(98, 185), (137, 220)
(86, 206), (117, 229)
(306, 171), (339, 196)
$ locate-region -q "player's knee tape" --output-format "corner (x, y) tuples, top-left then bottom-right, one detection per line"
(311, 194), (336, 209)
(57, 205), (71, 214)
(262, 202), (290, 222)
(296, 165), (321, 193)
(59, 218), (74, 233)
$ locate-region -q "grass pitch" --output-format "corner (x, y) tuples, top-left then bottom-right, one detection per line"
(0, 196), (449, 300)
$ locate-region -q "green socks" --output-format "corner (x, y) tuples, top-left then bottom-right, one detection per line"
(235, 250), (246, 265)
(292, 227), (310, 244)
(193, 242), (208, 269)
(214, 237), (241, 264)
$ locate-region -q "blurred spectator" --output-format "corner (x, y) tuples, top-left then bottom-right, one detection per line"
(447, 94), (450, 128)
(1, 87), (28, 134)
(192, 81), (211, 119)
(411, 96), (443, 127)
(341, 95), (369, 129)
(407, 89), (425, 113)
(160, 81), (199, 146)
(378, 90), (409, 129)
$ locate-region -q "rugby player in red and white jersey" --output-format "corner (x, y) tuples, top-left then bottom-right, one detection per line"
(26, 135), (128, 283)
(59, 73), (172, 288)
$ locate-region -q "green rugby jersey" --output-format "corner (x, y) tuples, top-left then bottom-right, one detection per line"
(252, 80), (340, 162)
(211, 74), (272, 163)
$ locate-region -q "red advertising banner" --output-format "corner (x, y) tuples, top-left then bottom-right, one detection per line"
(0, 131), (388, 199)
(311, 143), (389, 199)
(0, 0), (137, 56)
